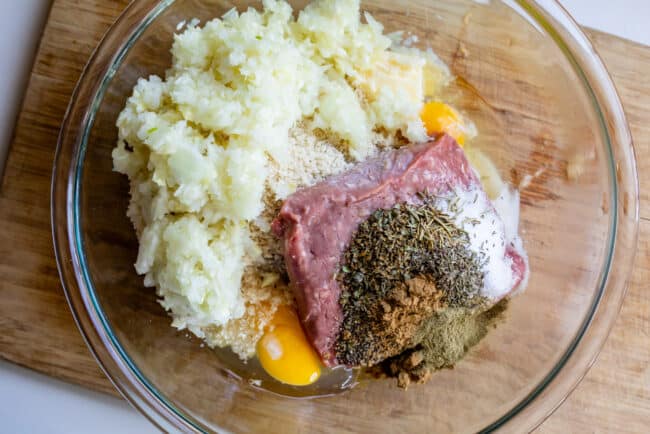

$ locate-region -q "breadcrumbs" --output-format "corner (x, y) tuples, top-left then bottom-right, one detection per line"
(267, 126), (352, 199)
(207, 125), (364, 359)
(203, 267), (293, 359)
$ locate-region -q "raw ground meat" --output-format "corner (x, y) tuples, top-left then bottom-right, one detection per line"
(272, 135), (527, 366)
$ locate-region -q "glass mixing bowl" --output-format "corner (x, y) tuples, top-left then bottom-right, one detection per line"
(52, 0), (639, 432)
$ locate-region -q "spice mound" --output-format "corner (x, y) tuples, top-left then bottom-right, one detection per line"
(272, 135), (528, 370)
(336, 203), (485, 366)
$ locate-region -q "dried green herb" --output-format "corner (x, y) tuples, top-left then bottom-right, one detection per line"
(335, 201), (486, 366)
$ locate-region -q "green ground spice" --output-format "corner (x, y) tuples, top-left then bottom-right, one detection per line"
(382, 300), (509, 389)
(335, 202), (487, 366)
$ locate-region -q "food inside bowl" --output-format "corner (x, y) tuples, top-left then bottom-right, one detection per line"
(112, 0), (528, 392)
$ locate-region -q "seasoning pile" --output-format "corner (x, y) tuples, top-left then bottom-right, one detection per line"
(336, 201), (486, 366)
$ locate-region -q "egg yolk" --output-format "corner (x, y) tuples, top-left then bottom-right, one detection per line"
(256, 306), (321, 386)
(420, 101), (466, 145)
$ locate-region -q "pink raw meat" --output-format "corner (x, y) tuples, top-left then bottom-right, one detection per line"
(272, 135), (527, 366)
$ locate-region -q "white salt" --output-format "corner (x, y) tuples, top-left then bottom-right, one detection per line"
(435, 186), (517, 300)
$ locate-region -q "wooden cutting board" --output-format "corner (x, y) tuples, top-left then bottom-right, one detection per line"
(0, 0), (648, 431)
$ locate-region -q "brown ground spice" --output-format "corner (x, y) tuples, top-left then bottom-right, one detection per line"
(335, 277), (444, 367)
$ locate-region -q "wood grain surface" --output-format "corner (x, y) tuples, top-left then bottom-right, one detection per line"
(0, 0), (648, 431)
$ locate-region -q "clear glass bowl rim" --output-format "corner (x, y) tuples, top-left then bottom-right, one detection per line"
(51, 0), (640, 432)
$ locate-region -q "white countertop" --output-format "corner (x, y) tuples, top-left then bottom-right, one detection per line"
(0, 1), (648, 432)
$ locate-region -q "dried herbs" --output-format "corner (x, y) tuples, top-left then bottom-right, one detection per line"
(335, 201), (486, 366)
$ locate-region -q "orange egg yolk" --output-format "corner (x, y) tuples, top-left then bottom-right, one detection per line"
(256, 306), (321, 386)
(420, 101), (466, 145)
